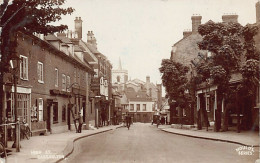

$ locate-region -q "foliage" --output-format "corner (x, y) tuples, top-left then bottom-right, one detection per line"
(159, 59), (189, 106)
(239, 24), (260, 97)
(0, 0), (74, 72)
(197, 21), (245, 93)
(0, 0), (74, 35)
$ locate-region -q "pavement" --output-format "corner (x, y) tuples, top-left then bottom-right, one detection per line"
(6, 125), (122, 163)
(4, 123), (259, 163)
(159, 124), (259, 147)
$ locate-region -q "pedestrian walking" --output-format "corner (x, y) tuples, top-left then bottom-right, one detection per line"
(78, 112), (83, 133)
(125, 113), (131, 130)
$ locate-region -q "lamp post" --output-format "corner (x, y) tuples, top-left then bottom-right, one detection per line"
(10, 55), (21, 152)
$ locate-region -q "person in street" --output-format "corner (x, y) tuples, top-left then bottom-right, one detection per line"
(78, 111), (83, 133)
(157, 116), (160, 128)
(125, 113), (131, 130)
(101, 109), (106, 127)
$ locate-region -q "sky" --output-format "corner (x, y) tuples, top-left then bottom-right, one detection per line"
(54, 0), (257, 86)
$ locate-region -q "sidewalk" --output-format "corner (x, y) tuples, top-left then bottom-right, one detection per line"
(6, 125), (122, 163)
(159, 124), (259, 147)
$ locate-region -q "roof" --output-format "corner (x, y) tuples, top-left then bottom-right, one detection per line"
(21, 32), (94, 74)
(44, 34), (61, 41)
(125, 90), (152, 101)
(74, 45), (83, 52)
(83, 51), (95, 62)
(57, 36), (73, 44)
(85, 42), (100, 54)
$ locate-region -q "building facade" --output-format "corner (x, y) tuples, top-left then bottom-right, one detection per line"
(3, 30), (94, 136)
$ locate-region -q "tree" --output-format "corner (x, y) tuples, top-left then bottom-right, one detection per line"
(159, 59), (190, 124)
(197, 21), (244, 131)
(0, 0), (74, 124)
(197, 20), (259, 131)
(239, 24), (259, 130)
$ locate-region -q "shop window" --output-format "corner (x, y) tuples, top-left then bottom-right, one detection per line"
(62, 105), (66, 122)
(53, 103), (58, 124)
(11, 93), (30, 123)
(38, 98), (43, 121)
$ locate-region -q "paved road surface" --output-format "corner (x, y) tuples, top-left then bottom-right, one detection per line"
(67, 123), (259, 163)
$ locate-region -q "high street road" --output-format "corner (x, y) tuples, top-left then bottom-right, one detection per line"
(66, 123), (258, 163)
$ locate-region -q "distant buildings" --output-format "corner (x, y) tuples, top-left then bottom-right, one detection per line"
(112, 60), (163, 123)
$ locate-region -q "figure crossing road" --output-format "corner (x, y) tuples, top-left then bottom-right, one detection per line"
(125, 113), (131, 130)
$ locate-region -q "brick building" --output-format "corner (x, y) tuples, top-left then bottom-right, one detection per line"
(171, 9), (259, 131)
(2, 30), (94, 135)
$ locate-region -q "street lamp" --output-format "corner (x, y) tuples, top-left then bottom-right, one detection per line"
(10, 55), (21, 152)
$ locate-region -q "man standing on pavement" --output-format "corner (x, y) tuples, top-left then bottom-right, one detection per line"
(78, 111), (83, 133)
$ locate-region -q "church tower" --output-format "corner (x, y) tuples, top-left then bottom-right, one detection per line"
(112, 57), (128, 92)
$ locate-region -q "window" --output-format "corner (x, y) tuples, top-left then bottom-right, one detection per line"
(38, 98), (43, 121)
(143, 104), (146, 111)
(20, 55), (28, 80)
(53, 103), (58, 124)
(137, 104), (140, 111)
(117, 76), (120, 82)
(11, 93), (30, 123)
(67, 76), (70, 92)
(62, 74), (66, 91)
(62, 105), (66, 122)
(55, 68), (58, 87)
(37, 62), (44, 83)
(130, 104), (134, 111)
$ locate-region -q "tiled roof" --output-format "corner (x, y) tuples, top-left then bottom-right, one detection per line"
(57, 36), (72, 44)
(125, 90), (152, 101)
(44, 34), (61, 41)
(85, 43), (100, 54)
(74, 45), (83, 52)
(83, 51), (95, 62)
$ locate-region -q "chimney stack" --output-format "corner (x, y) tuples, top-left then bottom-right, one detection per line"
(74, 17), (83, 39)
(256, 1), (260, 23)
(87, 31), (97, 49)
(146, 76), (150, 84)
(191, 15), (202, 33)
(183, 29), (192, 38)
(222, 14), (238, 23)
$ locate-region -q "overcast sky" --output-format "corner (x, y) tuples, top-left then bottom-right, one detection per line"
(56, 0), (257, 85)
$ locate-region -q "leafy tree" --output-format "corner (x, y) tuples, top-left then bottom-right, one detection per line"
(159, 59), (190, 124)
(0, 0), (74, 123)
(197, 20), (259, 131)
